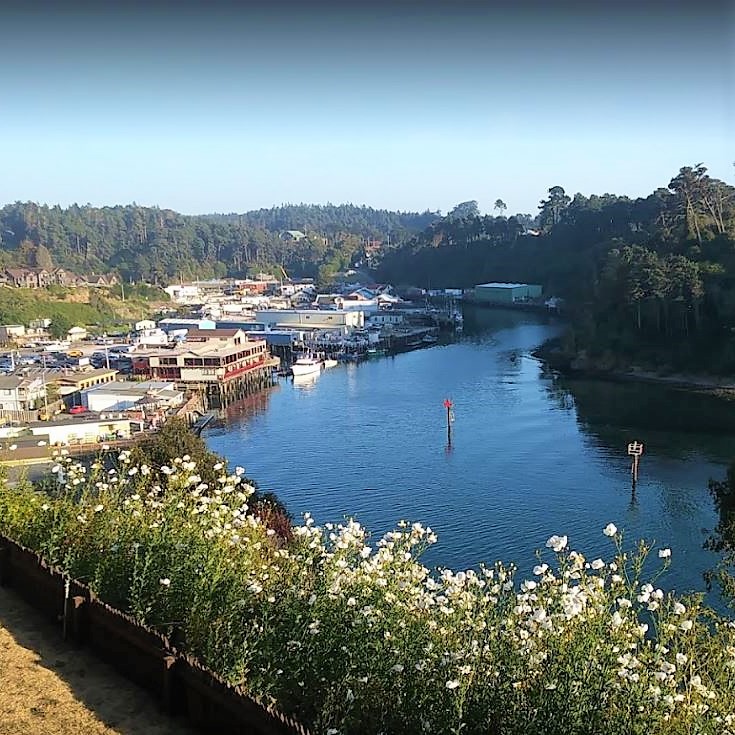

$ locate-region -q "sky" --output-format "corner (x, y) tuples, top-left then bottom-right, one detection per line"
(1, 0), (733, 216)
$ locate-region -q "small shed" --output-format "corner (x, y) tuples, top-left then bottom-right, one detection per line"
(67, 326), (88, 342)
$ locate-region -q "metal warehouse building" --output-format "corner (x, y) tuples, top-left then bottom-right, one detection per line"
(473, 282), (543, 303)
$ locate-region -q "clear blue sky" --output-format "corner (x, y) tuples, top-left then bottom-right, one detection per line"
(2, 1), (733, 216)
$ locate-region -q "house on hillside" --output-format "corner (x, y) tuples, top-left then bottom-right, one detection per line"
(52, 267), (85, 287)
(4, 268), (38, 288)
(280, 230), (306, 242)
(83, 273), (118, 287)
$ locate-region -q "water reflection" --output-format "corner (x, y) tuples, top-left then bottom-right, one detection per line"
(207, 384), (279, 432)
(550, 377), (735, 464)
(293, 373), (321, 391)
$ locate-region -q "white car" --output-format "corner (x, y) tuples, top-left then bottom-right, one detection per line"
(44, 341), (71, 352)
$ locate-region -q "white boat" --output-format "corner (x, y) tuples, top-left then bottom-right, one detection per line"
(291, 355), (322, 377)
(322, 358), (338, 369)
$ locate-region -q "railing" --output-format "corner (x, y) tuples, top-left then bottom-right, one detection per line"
(0, 536), (311, 735)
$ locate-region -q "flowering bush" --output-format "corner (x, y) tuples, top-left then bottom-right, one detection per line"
(1, 449), (734, 734)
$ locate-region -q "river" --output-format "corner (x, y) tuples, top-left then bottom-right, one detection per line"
(205, 308), (732, 601)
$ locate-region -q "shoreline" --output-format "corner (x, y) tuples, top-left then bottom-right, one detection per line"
(533, 346), (735, 398)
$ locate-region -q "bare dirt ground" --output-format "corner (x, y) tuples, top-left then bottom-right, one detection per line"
(0, 586), (194, 735)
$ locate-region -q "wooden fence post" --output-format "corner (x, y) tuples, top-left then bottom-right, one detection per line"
(161, 654), (180, 716)
(67, 595), (88, 646)
(0, 544), (9, 587)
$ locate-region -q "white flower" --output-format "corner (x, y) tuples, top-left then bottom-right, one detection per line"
(93, 504), (104, 512)
(680, 620), (693, 632)
(391, 664), (404, 673)
(658, 548), (672, 559)
(591, 559), (605, 570)
(41, 503), (50, 511)
(672, 602), (686, 615)
(545, 535), (568, 552)
(445, 680), (460, 690)
(533, 564), (548, 576)
(603, 523), (617, 537)
(159, 578), (171, 587)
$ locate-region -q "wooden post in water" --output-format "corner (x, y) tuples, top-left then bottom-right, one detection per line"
(627, 440), (644, 489)
(444, 398), (453, 446)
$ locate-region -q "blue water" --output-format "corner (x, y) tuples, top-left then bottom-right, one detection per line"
(205, 310), (732, 600)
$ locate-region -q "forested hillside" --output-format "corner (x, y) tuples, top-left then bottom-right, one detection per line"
(378, 165), (735, 372)
(0, 203), (438, 285)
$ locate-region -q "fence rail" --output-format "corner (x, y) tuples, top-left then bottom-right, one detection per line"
(0, 535), (311, 735)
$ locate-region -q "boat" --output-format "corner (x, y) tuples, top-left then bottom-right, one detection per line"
(291, 355), (322, 377)
(366, 347), (387, 358)
(422, 334), (439, 345)
(322, 358), (338, 369)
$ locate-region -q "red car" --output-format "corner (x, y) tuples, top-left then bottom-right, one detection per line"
(69, 405), (88, 414)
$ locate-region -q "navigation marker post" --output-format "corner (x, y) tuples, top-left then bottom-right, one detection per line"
(627, 440), (644, 489)
(444, 398), (454, 446)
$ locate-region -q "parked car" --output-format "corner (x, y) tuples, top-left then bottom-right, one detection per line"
(67, 349), (84, 358)
(69, 405), (88, 414)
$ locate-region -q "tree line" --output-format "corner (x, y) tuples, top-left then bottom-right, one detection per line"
(377, 164), (735, 371)
(0, 202), (438, 285)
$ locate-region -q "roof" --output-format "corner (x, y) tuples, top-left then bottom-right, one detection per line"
(159, 318), (215, 326)
(84, 380), (178, 396)
(476, 282), (531, 289)
(184, 328), (244, 340)
(54, 368), (119, 385)
(0, 376), (23, 389)
(135, 337), (266, 361)
(5, 268), (32, 278)
(27, 414), (131, 429)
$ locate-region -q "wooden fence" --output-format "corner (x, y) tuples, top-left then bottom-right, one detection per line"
(0, 535), (311, 735)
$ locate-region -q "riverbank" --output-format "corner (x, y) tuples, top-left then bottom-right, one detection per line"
(534, 339), (735, 398)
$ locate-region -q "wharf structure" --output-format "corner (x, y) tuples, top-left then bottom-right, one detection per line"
(131, 329), (279, 408)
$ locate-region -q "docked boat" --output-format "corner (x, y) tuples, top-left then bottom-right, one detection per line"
(291, 355), (322, 377)
(366, 347), (387, 358)
(322, 358), (338, 369)
(422, 334), (439, 345)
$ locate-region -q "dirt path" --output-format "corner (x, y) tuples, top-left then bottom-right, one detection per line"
(0, 586), (195, 735)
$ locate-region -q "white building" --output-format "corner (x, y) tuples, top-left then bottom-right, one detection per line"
(82, 380), (184, 412)
(132, 327), (169, 347)
(67, 326), (88, 342)
(254, 309), (364, 332)
(0, 324), (26, 342)
(0, 375), (47, 414)
(0, 416), (133, 445)
(164, 284), (203, 303)
(367, 312), (405, 326)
